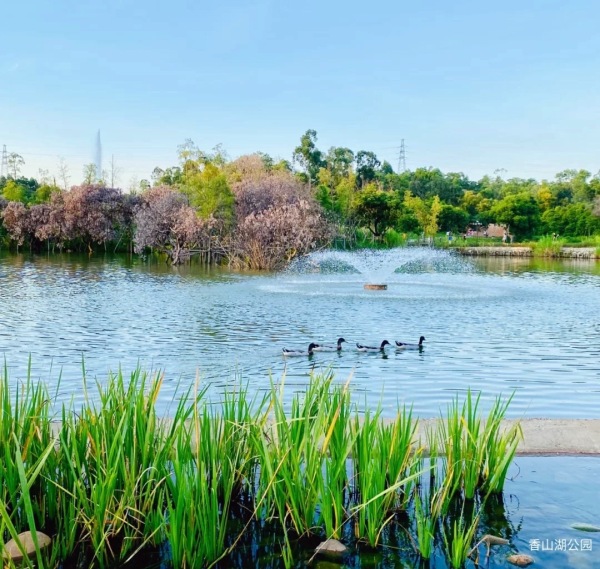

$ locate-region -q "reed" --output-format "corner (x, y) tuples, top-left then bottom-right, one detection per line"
(316, 378), (354, 538)
(352, 408), (391, 546)
(532, 235), (565, 257)
(253, 375), (325, 538)
(480, 394), (523, 496)
(351, 406), (421, 547)
(412, 489), (435, 559)
(0, 366), (522, 569)
(0, 363), (57, 530)
(437, 390), (519, 501)
(442, 512), (479, 568)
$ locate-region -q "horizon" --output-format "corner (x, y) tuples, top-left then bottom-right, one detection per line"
(2, 0), (599, 187)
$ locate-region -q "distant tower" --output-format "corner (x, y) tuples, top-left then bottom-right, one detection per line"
(397, 139), (406, 172)
(95, 130), (102, 182)
(0, 145), (8, 178)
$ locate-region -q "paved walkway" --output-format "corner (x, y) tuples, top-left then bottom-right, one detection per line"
(415, 419), (600, 456)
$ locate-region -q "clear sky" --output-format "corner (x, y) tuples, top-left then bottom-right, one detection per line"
(1, 0), (599, 187)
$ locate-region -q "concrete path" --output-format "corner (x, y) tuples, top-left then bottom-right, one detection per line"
(415, 419), (600, 456)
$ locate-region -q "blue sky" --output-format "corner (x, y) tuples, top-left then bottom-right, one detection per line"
(1, 0), (599, 187)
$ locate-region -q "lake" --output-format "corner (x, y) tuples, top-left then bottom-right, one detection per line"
(0, 247), (599, 418)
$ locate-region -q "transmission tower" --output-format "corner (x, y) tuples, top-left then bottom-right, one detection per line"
(0, 145), (8, 178)
(397, 139), (406, 172)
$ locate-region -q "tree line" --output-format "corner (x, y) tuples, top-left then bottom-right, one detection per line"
(1, 130), (600, 267)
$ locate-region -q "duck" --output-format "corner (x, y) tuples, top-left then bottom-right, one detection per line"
(312, 337), (346, 352)
(282, 342), (318, 357)
(395, 336), (426, 349)
(356, 340), (391, 352)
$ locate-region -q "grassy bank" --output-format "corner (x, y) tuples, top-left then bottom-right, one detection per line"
(0, 369), (522, 568)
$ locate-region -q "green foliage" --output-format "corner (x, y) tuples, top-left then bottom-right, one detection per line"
(183, 163), (235, 224)
(532, 235), (566, 257)
(3, 134), (600, 260)
(33, 184), (60, 204)
(355, 150), (381, 187)
(352, 184), (398, 238)
(404, 192), (442, 237)
(293, 129), (325, 186)
(0, 367), (522, 568)
(438, 203), (470, 233)
(541, 203), (600, 236)
(489, 192), (541, 240)
(2, 180), (28, 203)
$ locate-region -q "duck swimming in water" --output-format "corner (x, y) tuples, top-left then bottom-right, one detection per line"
(356, 340), (391, 352)
(312, 338), (346, 352)
(282, 342), (318, 357)
(395, 336), (426, 349)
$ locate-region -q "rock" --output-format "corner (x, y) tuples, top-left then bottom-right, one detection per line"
(3, 530), (51, 563)
(570, 522), (600, 532)
(364, 284), (387, 290)
(481, 534), (510, 546)
(507, 553), (534, 566)
(315, 538), (347, 557)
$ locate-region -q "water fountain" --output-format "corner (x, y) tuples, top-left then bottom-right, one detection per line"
(286, 246), (473, 293)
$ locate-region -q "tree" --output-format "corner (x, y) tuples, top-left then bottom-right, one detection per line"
(2, 180), (28, 203)
(2, 201), (31, 247)
(108, 155), (121, 188)
(232, 169), (309, 219)
(133, 185), (215, 264)
(57, 157), (71, 191)
(33, 184), (60, 204)
(403, 192), (442, 237)
(355, 151), (380, 188)
(293, 129), (324, 188)
(82, 164), (97, 185)
(352, 184), (397, 238)
(7, 153), (25, 178)
(489, 192), (541, 240)
(233, 199), (330, 270)
(541, 203), (600, 236)
(325, 147), (354, 186)
(183, 162), (235, 225)
(438, 204), (470, 233)
(61, 185), (129, 251)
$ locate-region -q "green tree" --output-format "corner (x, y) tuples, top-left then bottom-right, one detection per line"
(33, 184), (60, 204)
(183, 163), (235, 224)
(555, 169), (593, 203)
(438, 204), (470, 233)
(489, 192), (541, 239)
(352, 184), (397, 238)
(355, 151), (380, 188)
(403, 192), (442, 237)
(541, 204), (600, 236)
(2, 180), (27, 203)
(325, 147), (354, 186)
(293, 129), (324, 187)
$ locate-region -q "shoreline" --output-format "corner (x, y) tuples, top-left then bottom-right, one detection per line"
(454, 246), (598, 258)
(415, 418), (600, 456)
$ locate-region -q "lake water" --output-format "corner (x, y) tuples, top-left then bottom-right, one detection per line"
(0, 248), (599, 418)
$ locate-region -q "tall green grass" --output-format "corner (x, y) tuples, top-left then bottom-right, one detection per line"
(0, 368), (521, 569)
(531, 235), (566, 257)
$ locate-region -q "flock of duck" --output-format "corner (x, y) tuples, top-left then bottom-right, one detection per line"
(282, 336), (426, 356)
